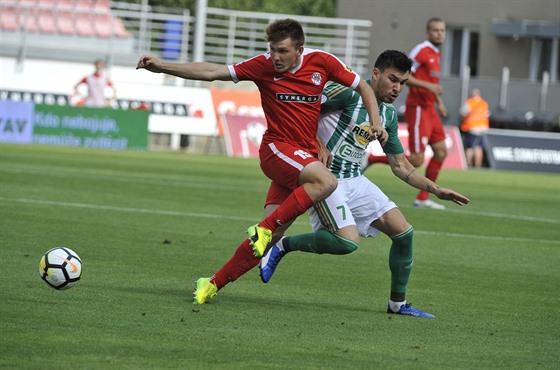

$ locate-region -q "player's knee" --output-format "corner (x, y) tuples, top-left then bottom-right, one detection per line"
(316, 173), (338, 199)
(323, 173), (338, 196)
(434, 148), (447, 161)
(334, 234), (359, 254)
(335, 226), (360, 245)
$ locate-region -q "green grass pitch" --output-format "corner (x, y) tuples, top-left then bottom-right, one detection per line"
(1, 143), (558, 369)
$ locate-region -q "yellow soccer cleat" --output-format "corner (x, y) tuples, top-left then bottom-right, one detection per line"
(193, 277), (218, 304)
(247, 224), (272, 257)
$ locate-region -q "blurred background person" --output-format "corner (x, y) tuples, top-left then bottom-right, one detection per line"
(460, 88), (490, 168)
(405, 17), (448, 210)
(73, 59), (116, 107)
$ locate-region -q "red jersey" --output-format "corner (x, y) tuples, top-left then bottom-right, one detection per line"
(229, 48), (360, 155)
(406, 40), (441, 108)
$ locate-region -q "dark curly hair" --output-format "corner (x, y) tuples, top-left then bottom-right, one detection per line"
(374, 50), (412, 73)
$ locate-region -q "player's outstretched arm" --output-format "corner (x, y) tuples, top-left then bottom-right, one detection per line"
(354, 80), (388, 145)
(431, 187), (470, 206)
(387, 153), (470, 206)
(136, 55), (232, 82)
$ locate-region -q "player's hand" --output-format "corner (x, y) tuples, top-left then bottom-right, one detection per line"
(316, 137), (332, 168)
(434, 188), (470, 206)
(438, 103), (448, 118)
(136, 55), (162, 73)
(429, 83), (443, 96)
(368, 126), (388, 146)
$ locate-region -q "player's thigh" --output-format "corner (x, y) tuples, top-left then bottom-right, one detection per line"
(371, 208), (410, 236)
(259, 142), (319, 190)
(427, 107), (446, 145)
(345, 177), (398, 238)
(299, 160), (336, 187)
(264, 182), (292, 209)
(309, 181), (355, 234)
(406, 104), (429, 154)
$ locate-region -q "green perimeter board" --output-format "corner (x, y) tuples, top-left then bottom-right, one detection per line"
(33, 104), (149, 150)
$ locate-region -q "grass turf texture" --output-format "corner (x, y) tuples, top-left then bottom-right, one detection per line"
(0, 143), (558, 369)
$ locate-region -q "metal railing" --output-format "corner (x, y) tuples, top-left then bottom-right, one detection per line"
(111, 3), (372, 75)
(1, 1), (372, 74)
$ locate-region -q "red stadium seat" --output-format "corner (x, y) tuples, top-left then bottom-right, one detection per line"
(20, 9), (39, 33)
(37, 11), (57, 34)
(92, 0), (111, 13)
(55, 10), (75, 35)
(93, 13), (131, 38)
(0, 0), (130, 39)
(0, 8), (20, 31)
(74, 0), (93, 12)
(74, 14), (95, 37)
(57, 0), (75, 10)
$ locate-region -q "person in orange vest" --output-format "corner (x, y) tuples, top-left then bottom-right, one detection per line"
(460, 88), (490, 168)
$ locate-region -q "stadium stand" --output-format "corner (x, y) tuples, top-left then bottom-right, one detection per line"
(0, 0), (131, 39)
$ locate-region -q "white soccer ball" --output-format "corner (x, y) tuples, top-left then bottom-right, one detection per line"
(39, 247), (82, 290)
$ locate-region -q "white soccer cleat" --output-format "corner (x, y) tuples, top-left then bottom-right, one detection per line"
(413, 199), (445, 210)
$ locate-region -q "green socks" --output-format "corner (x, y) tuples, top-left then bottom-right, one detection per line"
(389, 226), (414, 296)
(284, 230), (358, 255)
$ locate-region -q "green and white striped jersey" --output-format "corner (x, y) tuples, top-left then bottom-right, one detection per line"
(319, 80), (404, 179)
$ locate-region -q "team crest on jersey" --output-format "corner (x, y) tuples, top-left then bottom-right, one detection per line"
(345, 66), (353, 73)
(352, 122), (372, 147)
(310, 72), (322, 86)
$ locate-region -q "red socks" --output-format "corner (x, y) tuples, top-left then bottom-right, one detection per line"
(210, 239), (259, 290)
(259, 185), (314, 231)
(368, 154), (390, 165)
(417, 158), (443, 201)
(210, 186), (315, 291)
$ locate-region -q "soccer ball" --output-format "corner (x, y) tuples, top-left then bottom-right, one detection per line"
(39, 247), (82, 290)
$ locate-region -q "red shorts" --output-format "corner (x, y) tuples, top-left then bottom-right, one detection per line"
(405, 104), (446, 154)
(259, 141), (319, 207)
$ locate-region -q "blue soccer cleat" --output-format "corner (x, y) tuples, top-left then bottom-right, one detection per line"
(259, 239), (286, 283)
(387, 302), (435, 319)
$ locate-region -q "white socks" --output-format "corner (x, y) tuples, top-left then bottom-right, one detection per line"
(389, 300), (406, 312)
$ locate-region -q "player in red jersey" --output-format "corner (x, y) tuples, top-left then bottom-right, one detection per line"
(405, 17), (448, 209)
(136, 18), (388, 303)
(73, 59), (116, 107)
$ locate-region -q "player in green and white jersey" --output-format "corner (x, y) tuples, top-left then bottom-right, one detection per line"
(260, 50), (470, 318)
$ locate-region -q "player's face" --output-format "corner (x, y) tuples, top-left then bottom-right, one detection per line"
(95, 61), (105, 71)
(371, 66), (409, 104)
(269, 38), (303, 73)
(427, 21), (446, 46)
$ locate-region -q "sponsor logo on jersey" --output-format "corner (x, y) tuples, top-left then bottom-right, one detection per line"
(351, 122), (372, 147)
(276, 93), (320, 103)
(336, 143), (363, 162)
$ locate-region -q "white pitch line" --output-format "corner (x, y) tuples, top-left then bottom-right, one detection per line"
(0, 197), (256, 222)
(414, 230), (560, 245)
(406, 206), (560, 224)
(2, 164), (558, 224)
(1, 197), (558, 245)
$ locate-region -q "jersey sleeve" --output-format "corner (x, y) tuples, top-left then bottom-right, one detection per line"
(381, 105), (404, 155)
(229, 54), (265, 83)
(321, 83), (357, 114)
(324, 53), (360, 89)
